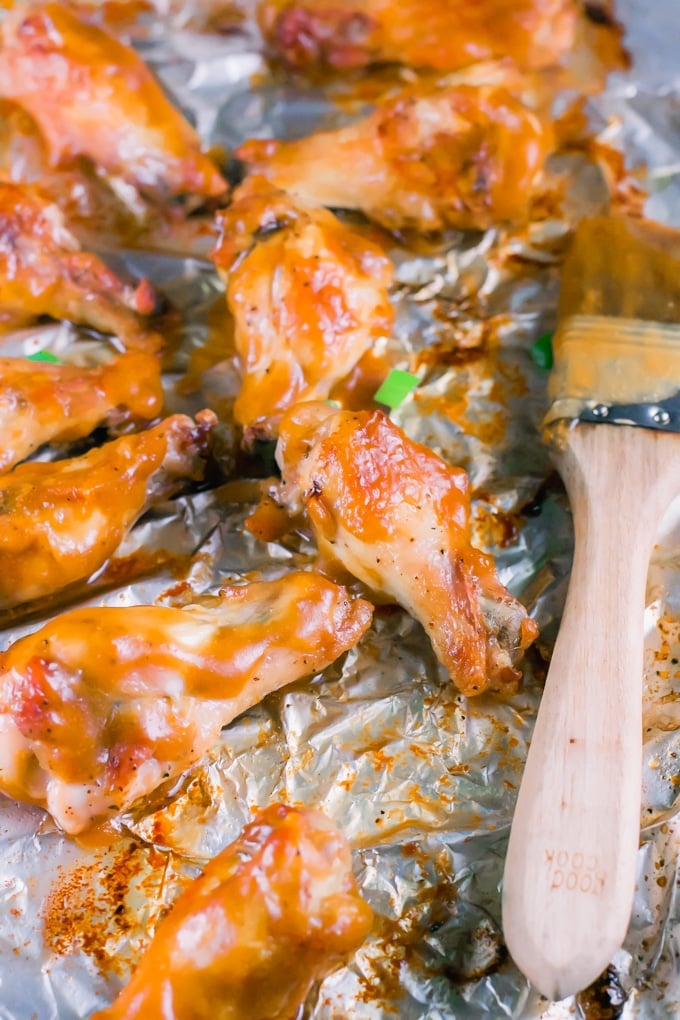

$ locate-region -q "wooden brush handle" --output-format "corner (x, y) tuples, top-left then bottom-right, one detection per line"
(502, 424), (680, 1001)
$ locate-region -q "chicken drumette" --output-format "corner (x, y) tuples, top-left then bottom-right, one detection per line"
(92, 804), (372, 1019)
(0, 576), (373, 832)
(0, 3), (227, 201)
(258, 0), (577, 72)
(0, 350), (163, 473)
(0, 182), (159, 342)
(213, 184), (394, 436)
(0, 411), (215, 608)
(250, 402), (537, 696)
(238, 84), (552, 232)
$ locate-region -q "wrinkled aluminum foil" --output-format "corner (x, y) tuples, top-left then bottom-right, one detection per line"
(0, 2), (680, 1018)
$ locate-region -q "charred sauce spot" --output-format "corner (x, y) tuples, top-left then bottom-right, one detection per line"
(576, 965), (628, 1019)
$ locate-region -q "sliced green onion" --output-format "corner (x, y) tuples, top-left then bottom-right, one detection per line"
(373, 369), (419, 410)
(530, 332), (553, 370)
(26, 350), (61, 364)
(324, 399), (341, 408)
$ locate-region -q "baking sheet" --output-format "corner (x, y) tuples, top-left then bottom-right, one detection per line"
(0, 1), (679, 1017)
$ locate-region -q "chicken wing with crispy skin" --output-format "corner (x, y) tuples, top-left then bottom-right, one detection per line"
(0, 576), (373, 832)
(0, 351), (163, 474)
(0, 3), (227, 200)
(238, 84), (552, 232)
(251, 402), (537, 696)
(258, 0), (577, 72)
(0, 182), (160, 343)
(0, 411), (215, 608)
(92, 804), (372, 1018)
(213, 184), (394, 436)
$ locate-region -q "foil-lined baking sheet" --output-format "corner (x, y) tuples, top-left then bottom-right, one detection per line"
(0, 1), (679, 1017)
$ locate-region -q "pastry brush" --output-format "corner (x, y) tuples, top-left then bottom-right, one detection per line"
(502, 214), (680, 1000)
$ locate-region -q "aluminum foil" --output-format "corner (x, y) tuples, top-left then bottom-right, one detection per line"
(0, 2), (679, 1018)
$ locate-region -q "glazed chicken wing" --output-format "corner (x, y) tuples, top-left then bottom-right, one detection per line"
(0, 351), (163, 474)
(0, 3), (227, 200)
(213, 184), (394, 436)
(238, 85), (552, 232)
(92, 804), (372, 1018)
(0, 576), (373, 832)
(0, 182), (159, 343)
(258, 0), (577, 72)
(0, 411), (215, 608)
(251, 402), (537, 696)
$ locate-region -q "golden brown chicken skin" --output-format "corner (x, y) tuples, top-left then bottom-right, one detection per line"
(0, 577), (373, 832)
(252, 402), (537, 696)
(238, 84), (552, 233)
(213, 184), (394, 436)
(258, 0), (577, 72)
(0, 3), (227, 200)
(91, 804), (372, 1019)
(0, 411), (214, 608)
(0, 182), (159, 342)
(0, 351), (163, 474)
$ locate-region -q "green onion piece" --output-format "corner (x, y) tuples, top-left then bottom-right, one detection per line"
(530, 332), (553, 370)
(324, 399), (341, 408)
(26, 350), (61, 364)
(373, 369), (419, 409)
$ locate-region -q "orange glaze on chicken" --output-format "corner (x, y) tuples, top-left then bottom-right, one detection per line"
(258, 0), (578, 72)
(0, 3), (227, 199)
(91, 804), (372, 1018)
(238, 84), (552, 233)
(0, 182), (159, 342)
(0, 350), (163, 473)
(252, 402), (537, 696)
(213, 183), (394, 436)
(0, 576), (373, 832)
(0, 411), (214, 608)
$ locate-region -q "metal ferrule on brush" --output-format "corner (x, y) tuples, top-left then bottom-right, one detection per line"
(543, 314), (680, 434)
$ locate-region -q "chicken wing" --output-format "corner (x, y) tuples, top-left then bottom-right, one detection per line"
(0, 351), (163, 474)
(0, 182), (160, 343)
(251, 402), (537, 696)
(237, 84), (552, 232)
(0, 100), (221, 260)
(213, 184), (394, 436)
(0, 411), (215, 608)
(0, 3), (227, 200)
(0, 576), (373, 832)
(92, 804), (372, 1018)
(258, 0), (577, 72)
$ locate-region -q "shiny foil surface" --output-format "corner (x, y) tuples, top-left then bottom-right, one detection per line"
(0, 1), (679, 1017)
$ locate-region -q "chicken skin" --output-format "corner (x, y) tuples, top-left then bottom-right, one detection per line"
(92, 804), (372, 1018)
(0, 577), (373, 832)
(0, 182), (159, 342)
(0, 3), (227, 200)
(0, 351), (164, 474)
(237, 85), (552, 233)
(213, 184), (394, 436)
(252, 402), (537, 696)
(0, 411), (215, 608)
(258, 0), (577, 72)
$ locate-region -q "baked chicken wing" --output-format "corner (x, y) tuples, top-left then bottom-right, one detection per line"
(251, 402), (537, 696)
(92, 804), (372, 1018)
(213, 184), (394, 436)
(0, 576), (373, 832)
(0, 351), (163, 474)
(0, 182), (159, 342)
(0, 411), (215, 608)
(238, 85), (551, 233)
(258, 0), (577, 72)
(0, 3), (227, 200)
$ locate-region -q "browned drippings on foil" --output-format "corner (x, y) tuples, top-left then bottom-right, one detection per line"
(42, 840), (192, 976)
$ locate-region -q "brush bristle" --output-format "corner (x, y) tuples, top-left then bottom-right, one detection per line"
(559, 215), (680, 324)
